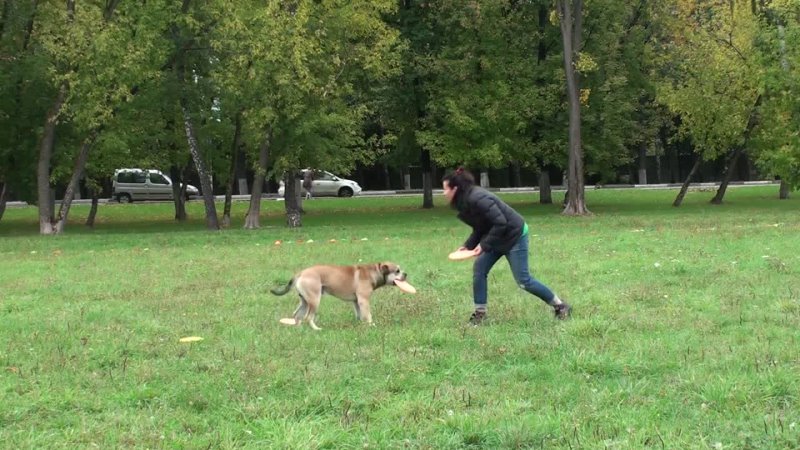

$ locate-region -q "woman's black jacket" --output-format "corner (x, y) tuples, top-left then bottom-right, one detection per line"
(455, 186), (525, 254)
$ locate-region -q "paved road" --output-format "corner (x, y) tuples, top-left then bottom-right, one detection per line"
(4, 180), (782, 207)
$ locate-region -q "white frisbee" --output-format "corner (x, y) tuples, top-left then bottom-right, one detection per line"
(394, 279), (417, 294)
(279, 317), (300, 326)
(448, 249), (477, 261)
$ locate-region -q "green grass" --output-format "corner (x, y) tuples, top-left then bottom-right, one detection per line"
(1, 186), (799, 449)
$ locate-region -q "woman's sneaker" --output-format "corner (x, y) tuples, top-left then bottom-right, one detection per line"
(554, 303), (572, 320)
(468, 310), (487, 325)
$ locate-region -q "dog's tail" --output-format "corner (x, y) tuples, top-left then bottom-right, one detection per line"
(270, 278), (295, 296)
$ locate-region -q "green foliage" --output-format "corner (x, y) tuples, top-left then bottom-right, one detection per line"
(407, 0), (657, 182)
(0, 1), (56, 202)
(209, 0), (402, 178)
(751, 1), (800, 190)
(653, 1), (763, 160)
(416, 1), (517, 167)
(651, 0), (800, 189)
(576, 0), (669, 182)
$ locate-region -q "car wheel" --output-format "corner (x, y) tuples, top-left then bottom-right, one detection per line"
(338, 187), (354, 198)
(117, 193), (132, 203)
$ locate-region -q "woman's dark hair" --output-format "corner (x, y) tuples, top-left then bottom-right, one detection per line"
(442, 167), (475, 205)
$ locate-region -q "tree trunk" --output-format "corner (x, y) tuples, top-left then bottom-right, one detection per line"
(244, 129), (271, 229)
(638, 142), (647, 184)
(37, 83), (68, 235)
(221, 182), (233, 228)
(710, 148), (743, 205)
(480, 171), (490, 188)
(284, 172), (302, 228)
(779, 180), (789, 199)
(403, 168), (411, 190)
(170, 165), (188, 221)
(383, 163), (391, 190)
(0, 180), (7, 222)
(222, 111), (243, 228)
(236, 138), (249, 195)
(421, 149), (433, 208)
(38, 0), (78, 234)
(292, 170), (305, 214)
(295, 175), (304, 214)
(54, 133), (95, 234)
(666, 134), (679, 183)
(181, 101), (219, 230)
(539, 170), (552, 204)
(710, 95), (760, 205)
(672, 157), (701, 207)
(511, 163), (522, 188)
(85, 185), (99, 227)
(558, 0), (590, 216)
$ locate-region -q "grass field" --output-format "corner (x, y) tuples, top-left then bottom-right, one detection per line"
(1, 186), (799, 449)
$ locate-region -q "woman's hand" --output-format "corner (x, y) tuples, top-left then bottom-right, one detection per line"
(456, 245), (482, 255)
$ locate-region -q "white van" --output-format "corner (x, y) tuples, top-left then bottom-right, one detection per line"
(112, 169), (200, 203)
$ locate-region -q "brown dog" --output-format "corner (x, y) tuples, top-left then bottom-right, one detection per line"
(270, 262), (408, 330)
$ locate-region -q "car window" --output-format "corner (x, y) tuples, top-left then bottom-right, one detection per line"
(117, 171), (146, 183)
(149, 173), (169, 184)
(318, 172), (334, 181)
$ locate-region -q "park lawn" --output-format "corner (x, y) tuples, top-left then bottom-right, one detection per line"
(0, 186), (798, 449)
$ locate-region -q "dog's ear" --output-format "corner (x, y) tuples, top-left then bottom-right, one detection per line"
(380, 263), (390, 274)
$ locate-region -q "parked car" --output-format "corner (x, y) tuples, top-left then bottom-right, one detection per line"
(112, 169), (200, 203)
(278, 169), (362, 198)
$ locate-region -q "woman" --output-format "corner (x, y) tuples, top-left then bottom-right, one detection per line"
(442, 167), (571, 324)
(302, 170), (314, 200)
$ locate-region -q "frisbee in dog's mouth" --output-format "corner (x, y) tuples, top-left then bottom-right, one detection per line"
(394, 279), (417, 294)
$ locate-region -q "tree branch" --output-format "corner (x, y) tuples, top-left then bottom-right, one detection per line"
(712, 35), (748, 62)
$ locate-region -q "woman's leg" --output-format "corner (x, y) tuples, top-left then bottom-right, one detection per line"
(505, 234), (558, 304)
(473, 249), (503, 311)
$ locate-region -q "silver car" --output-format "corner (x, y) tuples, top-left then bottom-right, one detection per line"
(278, 170), (362, 197)
(112, 169), (200, 203)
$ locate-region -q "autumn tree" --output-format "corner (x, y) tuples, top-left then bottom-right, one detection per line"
(653, 1), (763, 206)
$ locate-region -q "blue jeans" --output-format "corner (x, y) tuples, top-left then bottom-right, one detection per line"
(473, 233), (555, 308)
